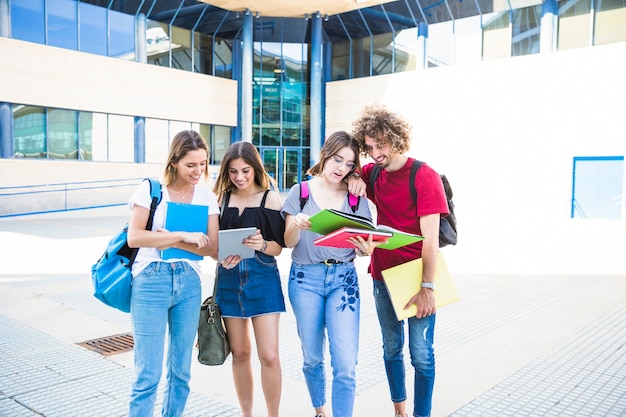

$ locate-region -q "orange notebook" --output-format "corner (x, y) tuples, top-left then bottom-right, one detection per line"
(313, 227), (392, 248)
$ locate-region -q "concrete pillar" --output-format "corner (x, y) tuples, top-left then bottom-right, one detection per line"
(540, 0), (558, 53)
(0, 103), (12, 158)
(310, 12), (323, 165)
(241, 10), (253, 142)
(136, 13), (147, 63)
(134, 116), (145, 163)
(417, 22), (428, 70)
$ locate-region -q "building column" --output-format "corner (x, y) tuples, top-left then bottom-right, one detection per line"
(0, 103), (12, 158)
(240, 9), (253, 142)
(540, 0), (558, 53)
(0, 0), (9, 38)
(136, 13), (147, 63)
(417, 22), (428, 70)
(310, 12), (323, 165)
(134, 116), (145, 163)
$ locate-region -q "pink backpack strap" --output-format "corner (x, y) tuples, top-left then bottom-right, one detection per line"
(299, 181), (309, 210)
(348, 193), (359, 213)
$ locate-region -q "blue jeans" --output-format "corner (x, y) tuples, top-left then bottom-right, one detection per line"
(373, 280), (436, 417)
(129, 261), (202, 417)
(288, 262), (360, 417)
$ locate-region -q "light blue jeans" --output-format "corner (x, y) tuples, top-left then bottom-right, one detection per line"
(373, 280), (436, 417)
(129, 261), (201, 417)
(288, 262), (360, 417)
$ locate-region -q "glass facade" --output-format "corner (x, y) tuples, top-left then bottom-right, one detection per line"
(4, 0), (626, 189)
(11, 104), (229, 164)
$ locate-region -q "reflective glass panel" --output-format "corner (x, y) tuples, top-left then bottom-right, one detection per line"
(558, 0), (591, 50)
(193, 31), (212, 74)
(109, 10), (135, 60)
(147, 21), (171, 66)
(572, 157), (624, 220)
(482, 12), (511, 60)
(79, 2), (107, 56)
(394, 28), (418, 71)
(108, 114), (134, 162)
(48, 0), (78, 50)
(13, 105), (46, 158)
(48, 108), (78, 159)
(331, 40), (352, 80)
(11, 0), (45, 44)
(171, 26), (192, 71)
(78, 111), (94, 160)
(353, 37), (372, 78)
(89, 112), (108, 162)
(429, 21), (454, 66)
(214, 36), (233, 78)
(511, 5), (542, 56)
(145, 118), (169, 164)
(211, 125), (231, 164)
(594, 0), (626, 45)
(372, 33), (394, 75)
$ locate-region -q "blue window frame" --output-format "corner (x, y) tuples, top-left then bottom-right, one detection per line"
(571, 156), (624, 220)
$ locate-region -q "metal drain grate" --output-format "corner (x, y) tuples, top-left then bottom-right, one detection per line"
(77, 332), (134, 356)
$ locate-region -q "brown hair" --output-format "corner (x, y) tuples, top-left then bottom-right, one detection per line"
(307, 131), (360, 178)
(163, 130), (209, 185)
(351, 105), (412, 157)
(212, 141), (277, 200)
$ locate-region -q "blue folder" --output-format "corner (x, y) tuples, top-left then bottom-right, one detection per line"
(161, 202), (209, 260)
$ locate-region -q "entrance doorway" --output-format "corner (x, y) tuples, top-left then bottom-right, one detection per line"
(261, 147), (302, 191)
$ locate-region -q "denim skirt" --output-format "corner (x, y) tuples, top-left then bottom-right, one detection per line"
(216, 251), (285, 318)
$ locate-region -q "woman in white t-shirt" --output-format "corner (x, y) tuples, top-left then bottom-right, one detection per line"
(126, 130), (219, 417)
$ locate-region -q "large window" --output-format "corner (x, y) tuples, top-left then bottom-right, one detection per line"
(594, 0), (626, 45)
(558, 0), (592, 50)
(11, 0), (45, 44)
(79, 2), (108, 55)
(13, 105), (46, 158)
(48, 108), (78, 159)
(48, 0), (78, 50)
(571, 156), (624, 220)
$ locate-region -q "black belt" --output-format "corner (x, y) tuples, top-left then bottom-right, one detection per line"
(320, 259), (353, 265)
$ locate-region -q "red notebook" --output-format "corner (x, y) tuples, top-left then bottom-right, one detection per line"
(313, 227), (392, 248)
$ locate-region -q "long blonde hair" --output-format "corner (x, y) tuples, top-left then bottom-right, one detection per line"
(163, 130), (209, 185)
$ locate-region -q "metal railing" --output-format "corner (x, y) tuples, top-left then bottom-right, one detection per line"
(0, 178), (148, 218)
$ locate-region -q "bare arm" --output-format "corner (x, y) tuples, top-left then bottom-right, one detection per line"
(404, 213), (439, 318)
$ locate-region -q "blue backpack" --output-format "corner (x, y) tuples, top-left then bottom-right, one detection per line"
(91, 178), (162, 312)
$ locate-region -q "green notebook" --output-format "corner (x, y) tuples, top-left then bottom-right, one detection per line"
(308, 209), (423, 250)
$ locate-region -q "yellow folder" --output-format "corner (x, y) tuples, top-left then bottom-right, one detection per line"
(381, 252), (459, 321)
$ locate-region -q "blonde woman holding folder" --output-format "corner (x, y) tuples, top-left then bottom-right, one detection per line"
(282, 131), (380, 417)
(126, 130), (219, 417)
(212, 141), (286, 417)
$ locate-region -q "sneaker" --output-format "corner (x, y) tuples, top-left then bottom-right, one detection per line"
(394, 413), (408, 417)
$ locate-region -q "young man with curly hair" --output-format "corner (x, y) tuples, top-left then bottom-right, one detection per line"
(348, 105), (449, 417)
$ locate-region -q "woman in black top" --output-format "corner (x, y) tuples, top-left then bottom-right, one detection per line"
(212, 141), (285, 417)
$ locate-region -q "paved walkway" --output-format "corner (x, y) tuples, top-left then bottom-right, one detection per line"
(0, 206), (625, 416)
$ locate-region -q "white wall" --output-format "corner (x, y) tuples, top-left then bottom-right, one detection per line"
(0, 37), (237, 125)
(326, 42), (626, 275)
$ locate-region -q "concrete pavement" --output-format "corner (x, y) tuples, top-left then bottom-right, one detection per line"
(0, 206), (625, 416)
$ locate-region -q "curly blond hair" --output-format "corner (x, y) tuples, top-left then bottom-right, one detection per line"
(351, 105), (412, 158)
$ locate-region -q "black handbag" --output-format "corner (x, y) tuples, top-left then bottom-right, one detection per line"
(197, 271), (230, 365)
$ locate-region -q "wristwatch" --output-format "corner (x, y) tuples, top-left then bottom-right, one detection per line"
(421, 282), (436, 291)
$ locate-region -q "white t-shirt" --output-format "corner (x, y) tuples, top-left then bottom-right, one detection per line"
(128, 180), (219, 277)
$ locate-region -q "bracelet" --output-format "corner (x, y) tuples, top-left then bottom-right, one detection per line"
(261, 239), (268, 253)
